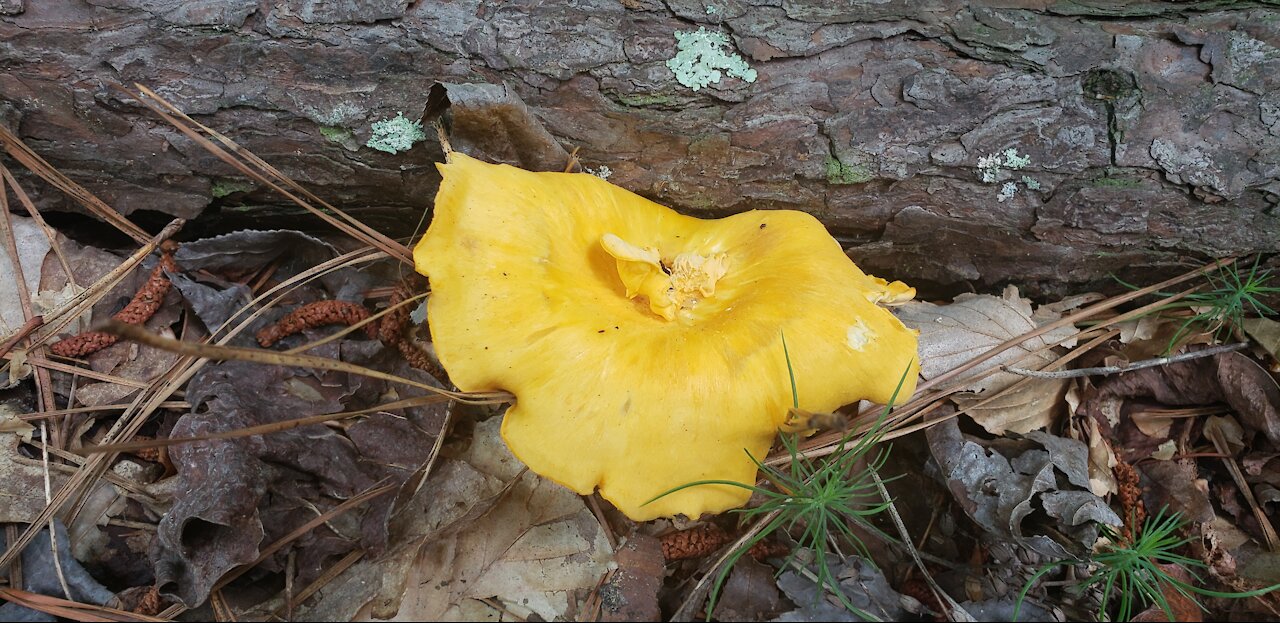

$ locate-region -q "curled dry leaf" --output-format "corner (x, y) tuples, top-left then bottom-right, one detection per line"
(1086, 416), (1119, 497)
(425, 81), (571, 171)
(1151, 440), (1178, 461)
(897, 286), (1078, 434)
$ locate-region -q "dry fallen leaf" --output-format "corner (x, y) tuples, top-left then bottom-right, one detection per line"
(897, 286), (1077, 434)
(371, 416), (613, 621)
(1241, 317), (1280, 363)
(952, 377), (1068, 437)
(1151, 440), (1178, 461)
(1130, 564), (1203, 622)
(1086, 416), (1118, 497)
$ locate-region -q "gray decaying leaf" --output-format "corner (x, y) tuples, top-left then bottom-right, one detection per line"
(770, 557), (905, 623)
(174, 229), (336, 277)
(0, 521), (115, 622)
(927, 418), (1120, 555)
(169, 273), (251, 334)
(151, 340), (447, 608)
(712, 557), (784, 622)
(171, 229), (374, 335)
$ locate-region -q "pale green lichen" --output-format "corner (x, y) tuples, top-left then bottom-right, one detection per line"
(1002, 148), (1031, 170)
(978, 147), (1032, 182)
(978, 147), (1039, 200)
(366, 113), (426, 154)
(996, 181), (1020, 202)
(666, 27), (757, 92)
(587, 165), (613, 180)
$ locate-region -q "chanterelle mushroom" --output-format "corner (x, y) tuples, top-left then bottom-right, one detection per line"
(414, 153), (919, 520)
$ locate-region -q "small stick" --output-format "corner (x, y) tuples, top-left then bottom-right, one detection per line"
(0, 315), (43, 358)
(1004, 342), (1248, 379)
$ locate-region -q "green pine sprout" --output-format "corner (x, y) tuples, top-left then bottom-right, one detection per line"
(1015, 508), (1280, 622)
(646, 334), (912, 620)
(1116, 258), (1280, 354)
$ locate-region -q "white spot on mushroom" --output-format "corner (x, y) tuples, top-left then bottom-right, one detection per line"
(846, 320), (876, 351)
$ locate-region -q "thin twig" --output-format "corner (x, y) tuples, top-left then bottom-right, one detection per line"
(872, 471), (974, 623)
(1004, 342), (1248, 379)
(39, 421), (73, 602)
(98, 320), (508, 404)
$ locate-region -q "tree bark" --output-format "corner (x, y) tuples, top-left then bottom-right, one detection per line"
(2, 0), (1278, 296)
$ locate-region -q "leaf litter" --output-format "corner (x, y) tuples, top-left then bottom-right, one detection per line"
(5, 89), (1280, 623)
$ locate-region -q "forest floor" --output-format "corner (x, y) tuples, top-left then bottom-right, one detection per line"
(2, 89), (1280, 623)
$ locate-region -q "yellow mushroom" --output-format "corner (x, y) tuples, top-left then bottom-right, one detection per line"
(413, 153), (919, 520)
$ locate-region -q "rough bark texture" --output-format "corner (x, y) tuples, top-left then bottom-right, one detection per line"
(3, 1), (1279, 296)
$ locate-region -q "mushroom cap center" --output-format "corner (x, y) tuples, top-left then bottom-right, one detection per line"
(602, 233), (729, 322)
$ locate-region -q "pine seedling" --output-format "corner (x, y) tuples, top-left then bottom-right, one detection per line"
(1016, 508), (1280, 622)
(648, 335), (912, 620)
(1117, 258), (1280, 354)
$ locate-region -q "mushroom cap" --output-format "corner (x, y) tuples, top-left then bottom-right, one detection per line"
(414, 153), (919, 520)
